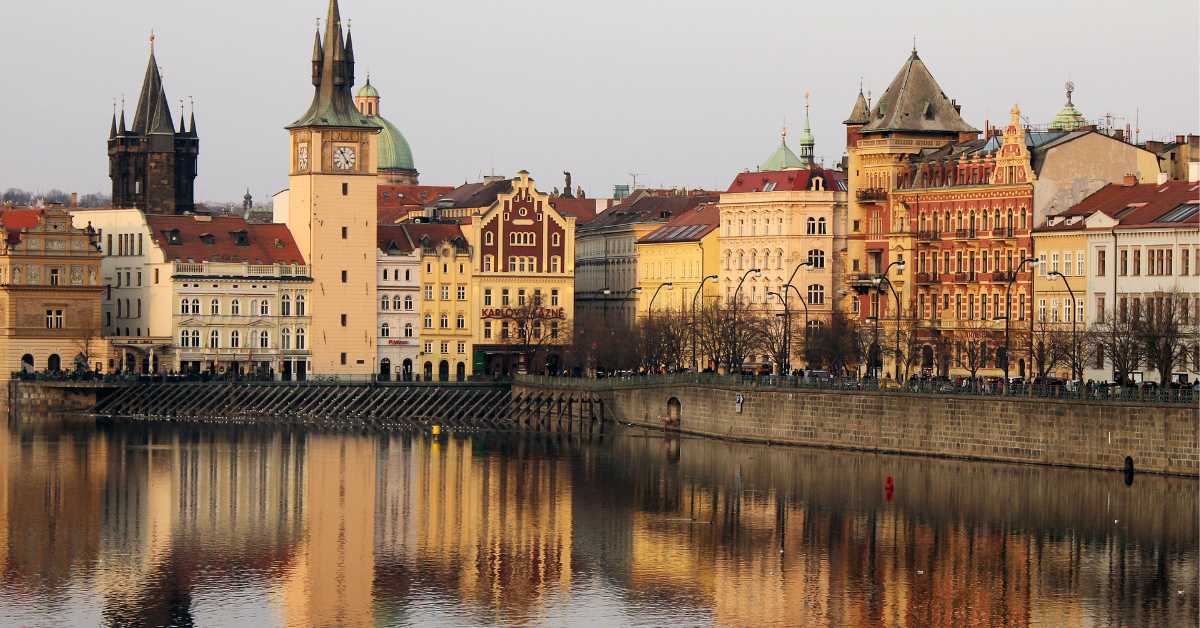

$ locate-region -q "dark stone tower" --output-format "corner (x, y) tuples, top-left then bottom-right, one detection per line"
(108, 38), (199, 213)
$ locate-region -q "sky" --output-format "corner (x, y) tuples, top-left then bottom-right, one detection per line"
(0, 0), (1196, 203)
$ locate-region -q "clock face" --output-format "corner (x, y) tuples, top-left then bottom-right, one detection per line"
(333, 146), (357, 171)
(297, 143), (309, 171)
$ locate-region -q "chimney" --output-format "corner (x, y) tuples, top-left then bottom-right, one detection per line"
(1113, 129), (1125, 141)
(951, 98), (961, 113)
(1177, 134), (1186, 145)
(70, 192), (78, 208)
(1122, 174), (1139, 186)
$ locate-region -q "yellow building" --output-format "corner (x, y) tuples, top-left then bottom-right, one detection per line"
(0, 205), (108, 377)
(1031, 222), (1088, 379)
(635, 201), (721, 316)
(285, 0), (380, 377)
(408, 223), (474, 381)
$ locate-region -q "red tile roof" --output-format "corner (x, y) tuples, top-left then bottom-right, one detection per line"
(726, 167), (847, 193)
(638, 202), (720, 243)
(1059, 181), (1200, 228)
(378, 185), (455, 223)
(0, 208), (45, 244)
(145, 215), (306, 264)
(548, 197), (600, 224)
(399, 222), (465, 248)
(377, 225), (416, 254)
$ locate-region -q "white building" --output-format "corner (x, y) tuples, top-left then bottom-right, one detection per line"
(377, 225), (421, 380)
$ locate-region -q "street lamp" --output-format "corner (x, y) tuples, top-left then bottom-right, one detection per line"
(767, 291), (789, 374)
(874, 259), (906, 380)
(692, 275), (719, 372)
(783, 283), (810, 340)
(731, 268), (761, 372)
(1001, 257), (1039, 383)
(1049, 270), (1079, 381)
(648, 282), (674, 313)
(780, 262), (813, 374)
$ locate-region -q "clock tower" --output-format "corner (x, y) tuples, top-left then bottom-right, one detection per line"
(286, 0), (381, 377)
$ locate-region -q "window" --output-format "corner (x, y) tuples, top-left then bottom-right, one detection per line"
(502, 289), (510, 306)
(457, 342), (466, 354)
(551, 321), (560, 338)
(484, 289), (492, 306)
(424, 314), (432, 329)
(341, 352), (348, 365)
(440, 342), (449, 354)
(807, 284), (825, 305)
(439, 313), (448, 329)
(381, 323), (390, 337)
(484, 321), (493, 339)
(485, 231), (494, 245)
(211, 299), (221, 315)
(49, 268), (59, 286)
(1097, 249), (1106, 277)
(44, 309), (63, 329)
(552, 233), (561, 247)
(1064, 252), (1073, 277)
(381, 295), (390, 310)
(807, 249), (825, 269)
(295, 328), (306, 349)
(456, 314), (465, 329)
(181, 298), (190, 315)
(1133, 249), (1141, 275)
(259, 330), (270, 348)
(457, 285), (466, 300)
(281, 294), (291, 316)
(259, 300), (269, 316)
(340, 313), (347, 327)
(818, 217), (827, 235)
(341, 270), (348, 283)
(341, 226), (348, 239)
(806, 217), (816, 235)
(404, 323), (413, 337)
(484, 255), (494, 272)
(440, 284), (449, 300)
(232, 299), (242, 316)
(342, 183), (348, 196)
(424, 284), (433, 300)
(1184, 249), (1191, 276)
(518, 289), (527, 306)
(403, 295), (413, 310)
(551, 256), (562, 273)
(180, 329), (189, 347)
(230, 330), (240, 348)
(209, 330), (220, 348)
(551, 289), (559, 306)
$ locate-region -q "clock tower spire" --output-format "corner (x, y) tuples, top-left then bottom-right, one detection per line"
(285, 0), (381, 378)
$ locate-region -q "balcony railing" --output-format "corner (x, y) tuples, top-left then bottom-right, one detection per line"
(991, 227), (1015, 238)
(991, 271), (1009, 282)
(954, 272), (977, 283)
(173, 261), (311, 278)
(916, 272), (932, 284)
(856, 188), (888, 202)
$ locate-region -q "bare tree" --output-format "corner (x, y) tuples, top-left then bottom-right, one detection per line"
(1090, 308), (1146, 385)
(956, 317), (997, 379)
(754, 309), (793, 375)
(635, 312), (689, 372)
(1028, 316), (1070, 379)
(1138, 291), (1193, 386)
(492, 295), (571, 375)
(803, 311), (863, 376)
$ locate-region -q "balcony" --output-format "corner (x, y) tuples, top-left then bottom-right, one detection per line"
(916, 272), (934, 284)
(917, 231), (940, 242)
(991, 271), (1010, 282)
(173, 261), (311, 278)
(953, 272), (976, 283)
(856, 188), (888, 202)
(991, 227), (1015, 239)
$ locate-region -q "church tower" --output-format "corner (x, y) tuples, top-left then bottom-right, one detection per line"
(107, 35), (198, 213)
(286, 0), (381, 377)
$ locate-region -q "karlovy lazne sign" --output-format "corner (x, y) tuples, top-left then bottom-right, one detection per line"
(479, 307), (566, 320)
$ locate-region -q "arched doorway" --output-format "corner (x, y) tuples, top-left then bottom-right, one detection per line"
(47, 354), (61, 373)
(20, 354), (34, 374)
(438, 360), (450, 382)
(455, 362), (466, 382)
(423, 361), (433, 381)
(402, 359), (413, 382)
(379, 358), (391, 381)
(1018, 358), (1026, 378)
(666, 397), (682, 429)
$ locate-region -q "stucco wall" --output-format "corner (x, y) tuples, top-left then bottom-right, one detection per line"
(515, 381), (1198, 475)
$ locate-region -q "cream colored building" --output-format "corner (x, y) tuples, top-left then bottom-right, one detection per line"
(284, 0), (380, 377)
(409, 223), (474, 381)
(1032, 221), (1089, 379)
(376, 226), (421, 381)
(718, 165), (848, 366)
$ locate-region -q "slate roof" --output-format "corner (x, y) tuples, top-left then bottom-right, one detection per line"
(844, 90), (870, 125)
(861, 50), (979, 135)
(638, 202), (720, 244)
(145, 215), (305, 264)
(579, 193), (718, 232)
(432, 179), (513, 209)
(726, 167), (847, 193)
(398, 222), (466, 248)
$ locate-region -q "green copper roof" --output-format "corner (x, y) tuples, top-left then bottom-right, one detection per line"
(1048, 81), (1088, 131)
(370, 114), (415, 172)
(761, 137), (805, 171)
(287, 0), (380, 130)
(357, 79), (379, 99)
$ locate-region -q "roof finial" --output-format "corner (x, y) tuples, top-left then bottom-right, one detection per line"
(149, 30), (156, 54)
(781, 116), (788, 141)
(912, 34), (917, 54)
(1065, 80), (1075, 106)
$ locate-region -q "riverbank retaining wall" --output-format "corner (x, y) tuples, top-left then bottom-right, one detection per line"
(513, 381), (1199, 476)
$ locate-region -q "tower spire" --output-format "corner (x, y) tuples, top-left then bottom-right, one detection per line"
(188, 96), (197, 136)
(289, 0), (378, 129)
(109, 101), (117, 139)
(798, 90), (815, 167)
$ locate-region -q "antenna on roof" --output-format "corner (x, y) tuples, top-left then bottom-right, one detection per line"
(629, 172), (644, 189)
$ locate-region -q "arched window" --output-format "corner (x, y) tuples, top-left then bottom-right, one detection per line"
(552, 232), (561, 246)
(381, 295), (390, 310)
(296, 294), (306, 316)
(806, 217), (816, 235)
(295, 328), (306, 349)
(231, 299), (241, 316)
(403, 295), (413, 310)
(776, 248), (784, 269)
(403, 323), (413, 338)
(281, 328), (291, 350)
(259, 300), (269, 316)
(180, 298), (189, 315)
(484, 231), (494, 245)
(807, 249), (826, 269)
(230, 330), (240, 348)
(424, 314), (433, 329)
(191, 329), (200, 347)
(281, 294), (291, 316)
(810, 176), (825, 191)
(179, 329), (189, 347)
(439, 314), (448, 329)
(381, 322), (390, 338)
(737, 251), (745, 270)
(723, 250), (731, 271)
(210, 299), (220, 315)
(807, 284), (825, 305)
(259, 330), (270, 348)
(817, 217), (827, 235)
(209, 330), (220, 348)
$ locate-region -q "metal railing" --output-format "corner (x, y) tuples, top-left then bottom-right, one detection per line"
(514, 373), (1199, 405)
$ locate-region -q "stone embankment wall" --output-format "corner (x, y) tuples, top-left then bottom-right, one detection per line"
(514, 381), (1199, 476)
(5, 381), (105, 421)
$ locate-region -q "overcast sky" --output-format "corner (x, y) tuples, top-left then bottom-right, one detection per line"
(1, 0), (1196, 203)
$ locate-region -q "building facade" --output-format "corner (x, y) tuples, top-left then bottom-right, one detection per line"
(0, 207), (108, 377)
(635, 202), (721, 317)
(376, 226), (421, 380)
(285, 0), (381, 377)
(409, 224), (473, 381)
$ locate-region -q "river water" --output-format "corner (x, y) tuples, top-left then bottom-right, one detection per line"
(0, 416), (1195, 627)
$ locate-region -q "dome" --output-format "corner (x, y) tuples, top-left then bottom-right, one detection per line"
(357, 81), (379, 99)
(372, 114), (415, 172)
(761, 138), (805, 171)
(1049, 103), (1087, 132)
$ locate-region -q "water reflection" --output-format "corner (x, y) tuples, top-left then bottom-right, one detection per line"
(0, 418), (1195, 627)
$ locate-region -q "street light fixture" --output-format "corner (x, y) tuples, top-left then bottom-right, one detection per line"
(1048, 270), (1079, 381)
(648, 282), (674, 313)
(767, 290), (789, 374)
(1002, 257), (1039, 383)
(730, 268), (761, 372)
(691, 275), (719, 372)
(873, 259), (906, 380)
(779, 261), (813, 374)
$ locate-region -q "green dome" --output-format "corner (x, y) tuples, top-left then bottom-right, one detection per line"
(761, 138), (805, 171)
(1049, 103), (1087, 132)
(357, 81), (379, 99)
(371, 114), (415, 172)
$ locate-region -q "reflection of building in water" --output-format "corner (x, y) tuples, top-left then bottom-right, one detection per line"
(373, 435), (573, 624)
(278, 434), (377, 627)
(0, 424), (109, 592)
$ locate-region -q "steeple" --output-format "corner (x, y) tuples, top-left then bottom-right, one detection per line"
(761, 124), (805, 171)
(118, 107), (127, 135)
(311, 25), (324, 86)
(797, 91), (815, 167)
(109, 109), (117, 140)
(131, 34), (175, 136)
(861, 48), (979, 136)
(188, 109), (197, 137)
(179, 107), (187, 135)
(844, 86), (870, 125)
(289, 0), (378, 129)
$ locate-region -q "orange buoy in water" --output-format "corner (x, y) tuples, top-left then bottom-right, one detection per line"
(885, 475), (895, 502)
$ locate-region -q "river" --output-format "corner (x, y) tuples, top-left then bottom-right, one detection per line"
(0, 416), (1195, 627)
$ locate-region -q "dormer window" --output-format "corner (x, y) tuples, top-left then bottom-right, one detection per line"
(230, 230), (250, 246)
(164, 229), (182, 245)
(199, 233), (215, 245)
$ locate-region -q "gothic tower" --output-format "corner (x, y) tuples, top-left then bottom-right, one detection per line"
(286, 0), (381, 377)
(107, 36), (198, 213)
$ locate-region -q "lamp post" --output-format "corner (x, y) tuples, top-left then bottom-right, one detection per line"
(768, 290), (788, 374)
(874, 259), (906, 380)
(1048, 270), (1079, 381)
(783, 284), (811, 370)
(730, 268), (761, 372)
(1002, 257), (1039, 383)
(648, 282), (674, 313)
(781, 262), (813, 374)
(692, 275), (719, 372)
